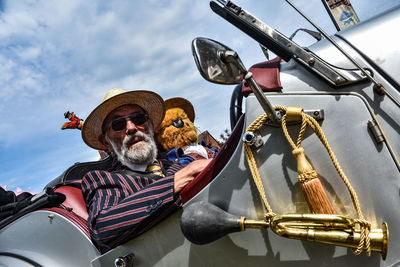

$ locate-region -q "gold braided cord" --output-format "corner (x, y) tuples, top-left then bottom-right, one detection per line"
(353, 219), (372, 256)
(305, 115), (364, 216)
(280, 114), (296, 149)
(296, 114), (308, 148)
(244, 113), (274, 214)
(246, 113), (269, 132)
(246, 105), (372, 255)
(244, 145), (274, 214)
(305, 114), (371, 255)
(274, 105), (371, 256)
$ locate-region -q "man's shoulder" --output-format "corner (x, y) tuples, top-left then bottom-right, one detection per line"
(82, 169), (131, 189)
(83, 169), (120, 181)
(84, 169), (112, 176)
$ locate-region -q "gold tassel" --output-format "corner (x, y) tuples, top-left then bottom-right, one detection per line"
(293, 147), (335, 214)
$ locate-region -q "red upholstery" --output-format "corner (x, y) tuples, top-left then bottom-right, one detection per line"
(180, 115), (245, 203)
(54, 185), (89, 220)
(242, 57), (282, 97)
(42, 184), (90, 238)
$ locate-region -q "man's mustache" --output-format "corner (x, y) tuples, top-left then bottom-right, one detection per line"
(123, 131), (150, 147)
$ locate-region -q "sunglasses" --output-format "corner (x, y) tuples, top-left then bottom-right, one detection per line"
(108, 112), (148, 132)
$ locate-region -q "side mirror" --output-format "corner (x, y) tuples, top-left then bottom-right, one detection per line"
(191, 37), (245, 85)
(192, 37), (279, 123)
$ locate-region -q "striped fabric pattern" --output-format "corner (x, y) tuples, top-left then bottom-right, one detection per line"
(81, 159), (183, 252)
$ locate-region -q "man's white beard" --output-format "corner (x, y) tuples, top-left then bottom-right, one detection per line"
(106, 129), (158, 167)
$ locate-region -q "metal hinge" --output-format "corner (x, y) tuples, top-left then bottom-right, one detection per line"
(368, 119), (385, 144)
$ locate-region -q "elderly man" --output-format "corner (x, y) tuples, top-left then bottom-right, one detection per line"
(81, 88), (211, 252)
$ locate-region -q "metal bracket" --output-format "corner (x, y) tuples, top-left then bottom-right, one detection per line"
(242, 131), (264, 148)
(244, 109), (325, 132)
(304, 109), (324, 121)
(114, 252), (135, 267)
(266, 109), (324, 127)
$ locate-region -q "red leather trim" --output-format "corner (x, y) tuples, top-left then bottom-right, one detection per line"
(41, 183), (90, 238)
(242, 57), (282, 97)
(54, 185), (89, 220)
(180, 115), (244, 203)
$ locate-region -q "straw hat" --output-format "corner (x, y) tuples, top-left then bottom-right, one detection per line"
(165, 97), (195, 122)
(82, 88), (165, 150)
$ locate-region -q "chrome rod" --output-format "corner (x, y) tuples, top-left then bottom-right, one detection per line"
(284, 0), (382, 88)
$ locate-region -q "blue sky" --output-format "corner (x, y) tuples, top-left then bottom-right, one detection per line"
(0, 0), (398, 193)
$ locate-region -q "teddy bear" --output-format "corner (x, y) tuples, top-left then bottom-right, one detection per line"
(155, 97), (218, 166)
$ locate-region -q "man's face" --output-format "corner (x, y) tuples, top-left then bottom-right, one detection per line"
(102, 104), (157, 166)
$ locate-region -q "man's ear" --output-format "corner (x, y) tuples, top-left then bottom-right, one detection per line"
(99, 134), (113, 151)
(148, 120), (155, 137)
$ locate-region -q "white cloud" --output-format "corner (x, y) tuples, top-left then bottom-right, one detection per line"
(0, 0), (396, 192)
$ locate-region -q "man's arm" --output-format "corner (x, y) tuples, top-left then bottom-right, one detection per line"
(173, 158), (212, 193)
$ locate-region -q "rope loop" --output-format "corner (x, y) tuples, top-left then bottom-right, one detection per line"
(264, 212), (277, 222)
(352, 219), (372, 256)
(244, 113), (273, 214)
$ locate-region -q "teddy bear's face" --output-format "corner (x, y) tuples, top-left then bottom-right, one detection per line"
(156, 107), (198, 152)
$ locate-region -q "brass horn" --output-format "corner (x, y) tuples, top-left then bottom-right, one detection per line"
(181, 202), (388, 259)
(239, 213), (388, 260)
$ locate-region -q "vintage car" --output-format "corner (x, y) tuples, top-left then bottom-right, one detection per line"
(0, 1), (399, 266)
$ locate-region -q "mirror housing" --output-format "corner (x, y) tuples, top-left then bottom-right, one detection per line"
(191, 37), (245, 85)
(192, 37), (279, 123)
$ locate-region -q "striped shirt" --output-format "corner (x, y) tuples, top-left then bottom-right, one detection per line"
(81, 159), (183, 252)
